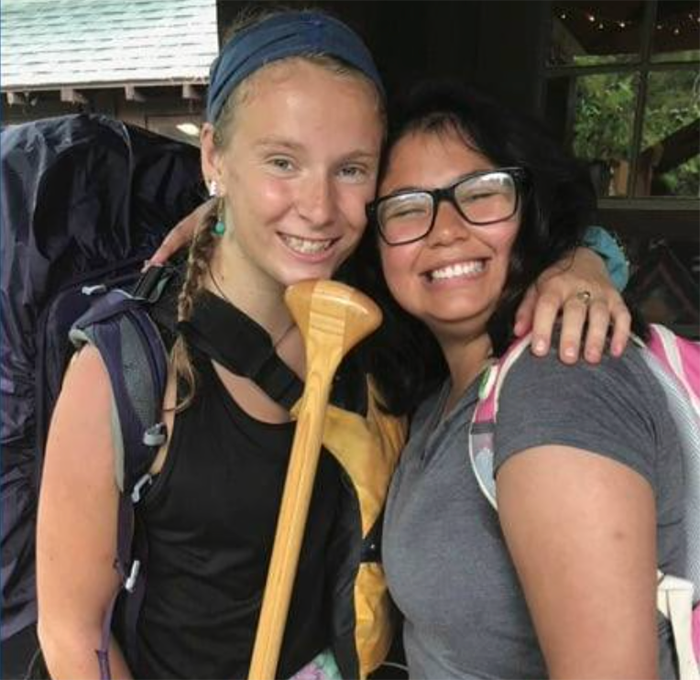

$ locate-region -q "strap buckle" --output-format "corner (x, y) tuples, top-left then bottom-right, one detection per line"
(143, 422), (167, 448)
(124, 560), (141, 593)
(131, 474), (153, 504)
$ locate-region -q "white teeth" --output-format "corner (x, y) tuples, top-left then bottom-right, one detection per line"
(429, 261), (484, 281)
(282, 235), (334, 254)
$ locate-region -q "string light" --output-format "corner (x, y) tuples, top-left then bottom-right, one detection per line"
(556, 6), (697, 38)
(558, 8), (635, 30)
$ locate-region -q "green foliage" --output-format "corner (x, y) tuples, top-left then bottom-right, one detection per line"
(572, 69), (699, 197)
(573, 73), (636, 162)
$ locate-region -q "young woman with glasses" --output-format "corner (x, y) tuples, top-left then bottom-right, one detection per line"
(360, 83), (685, 679)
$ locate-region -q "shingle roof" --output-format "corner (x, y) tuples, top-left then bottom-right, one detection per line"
(1, 0), (219, 90)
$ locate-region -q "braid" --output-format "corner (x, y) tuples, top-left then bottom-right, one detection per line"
(178, 203), (219, 319)
(170, 200), (221, 410)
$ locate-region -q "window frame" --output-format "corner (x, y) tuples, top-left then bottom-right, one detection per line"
(543, 0), (699, 205)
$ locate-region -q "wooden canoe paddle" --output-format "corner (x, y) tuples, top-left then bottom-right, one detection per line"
(247, 279), (382, 680)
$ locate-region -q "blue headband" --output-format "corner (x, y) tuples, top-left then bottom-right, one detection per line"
(206, 11), (385, 123)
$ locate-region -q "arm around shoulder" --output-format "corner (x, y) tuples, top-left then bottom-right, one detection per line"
(37, 347), (132, 679)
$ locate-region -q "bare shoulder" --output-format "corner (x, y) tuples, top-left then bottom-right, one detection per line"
(44, 346), (116, 483)
(63, 344), (111, 392)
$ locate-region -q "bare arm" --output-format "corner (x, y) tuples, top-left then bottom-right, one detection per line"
(515, 248), (631, 364)
(497, 446), (658, 680)
(37, 348), (133, 679)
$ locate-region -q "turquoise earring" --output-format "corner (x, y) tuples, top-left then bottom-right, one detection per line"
(208, 180), (226, 236)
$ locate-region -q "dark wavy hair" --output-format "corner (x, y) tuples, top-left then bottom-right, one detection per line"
(345, 80), (599, 416)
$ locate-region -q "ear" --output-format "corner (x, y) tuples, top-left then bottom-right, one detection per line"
(200, 123), (224, 196)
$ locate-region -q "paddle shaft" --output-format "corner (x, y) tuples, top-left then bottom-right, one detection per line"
(248, 281), (380, 680)
(248, 357), (336, 680)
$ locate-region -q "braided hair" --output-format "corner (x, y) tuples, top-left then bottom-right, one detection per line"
(169, 200), (220, 409)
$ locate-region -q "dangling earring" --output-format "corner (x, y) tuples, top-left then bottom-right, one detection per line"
(213, 215), (226, 236)
(213, 199), (226, 237)
(209, 180), (226, 236)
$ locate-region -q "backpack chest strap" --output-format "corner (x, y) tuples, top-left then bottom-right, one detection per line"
(177, 290), (303, 410)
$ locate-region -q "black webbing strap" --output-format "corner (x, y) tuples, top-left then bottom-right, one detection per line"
(178, 290), (304, 410)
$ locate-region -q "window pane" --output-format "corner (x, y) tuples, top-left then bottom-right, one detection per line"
(635, 70), (700, 197)
(549, 2), (645, 67)
(571, 73), (639, 197)
(651, 0), (700, 63)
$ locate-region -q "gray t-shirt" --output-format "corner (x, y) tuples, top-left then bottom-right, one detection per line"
(383, 345), (685, 679)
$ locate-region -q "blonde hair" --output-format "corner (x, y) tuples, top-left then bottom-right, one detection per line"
(169, 200), (220, 410)
(171, 7), (386, 409)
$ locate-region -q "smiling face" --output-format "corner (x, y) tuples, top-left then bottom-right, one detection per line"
(202, 58), (384, 292)
(378, 127), (521, 343)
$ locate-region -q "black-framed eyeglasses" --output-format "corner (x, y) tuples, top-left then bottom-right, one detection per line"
(367, 167), (528, 246)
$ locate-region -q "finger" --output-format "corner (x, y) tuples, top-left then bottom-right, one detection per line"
(581, 299), (611, 364)
(609, 302), (632, 357)
(557, 296), (589, 364)
(530, 292), (563, 356)
(150, 220), (194, 265)
(514, 285), (538, 337)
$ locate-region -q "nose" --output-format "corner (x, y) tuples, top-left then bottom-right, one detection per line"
(296, 173), (336, 228)
(425, 198), (472, 246)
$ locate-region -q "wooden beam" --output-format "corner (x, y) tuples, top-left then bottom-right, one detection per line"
(60, 87), (87, 104)
(653, 120), (700, 174)
(125, 85), (146, 102)
(597, 202), (699, 241)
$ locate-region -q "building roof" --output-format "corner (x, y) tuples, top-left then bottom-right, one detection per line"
(1, 0), (219, 90)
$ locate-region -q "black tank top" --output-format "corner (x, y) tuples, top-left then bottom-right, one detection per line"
(131, 354), (341, 679)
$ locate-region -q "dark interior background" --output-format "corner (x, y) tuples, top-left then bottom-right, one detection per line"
(216, 1), (550, 115)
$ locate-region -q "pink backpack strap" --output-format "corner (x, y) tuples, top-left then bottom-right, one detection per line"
(646, 324), (700, 417)
(469, 334), (535, 508)
(473, 334), (534, 425)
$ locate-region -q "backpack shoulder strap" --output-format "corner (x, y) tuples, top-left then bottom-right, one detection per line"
(645, 324), (700, 417)
(68, 266), (176, 680)
(70, 285), (169, 497)
(468, 334), (533, 510)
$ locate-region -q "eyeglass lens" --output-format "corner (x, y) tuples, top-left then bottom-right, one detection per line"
(378, 171), (518, 244)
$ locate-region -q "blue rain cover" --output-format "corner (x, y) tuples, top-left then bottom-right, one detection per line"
(0, 113), (202, 639)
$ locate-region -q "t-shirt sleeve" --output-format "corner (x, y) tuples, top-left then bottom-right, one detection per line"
(493, 347), (662, 491)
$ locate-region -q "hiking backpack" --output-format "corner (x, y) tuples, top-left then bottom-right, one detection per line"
(0, 113), (202, 668)
(468, 325), (700, 680)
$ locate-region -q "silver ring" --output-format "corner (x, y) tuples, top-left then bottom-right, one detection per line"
(574, 290), (592, 305)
